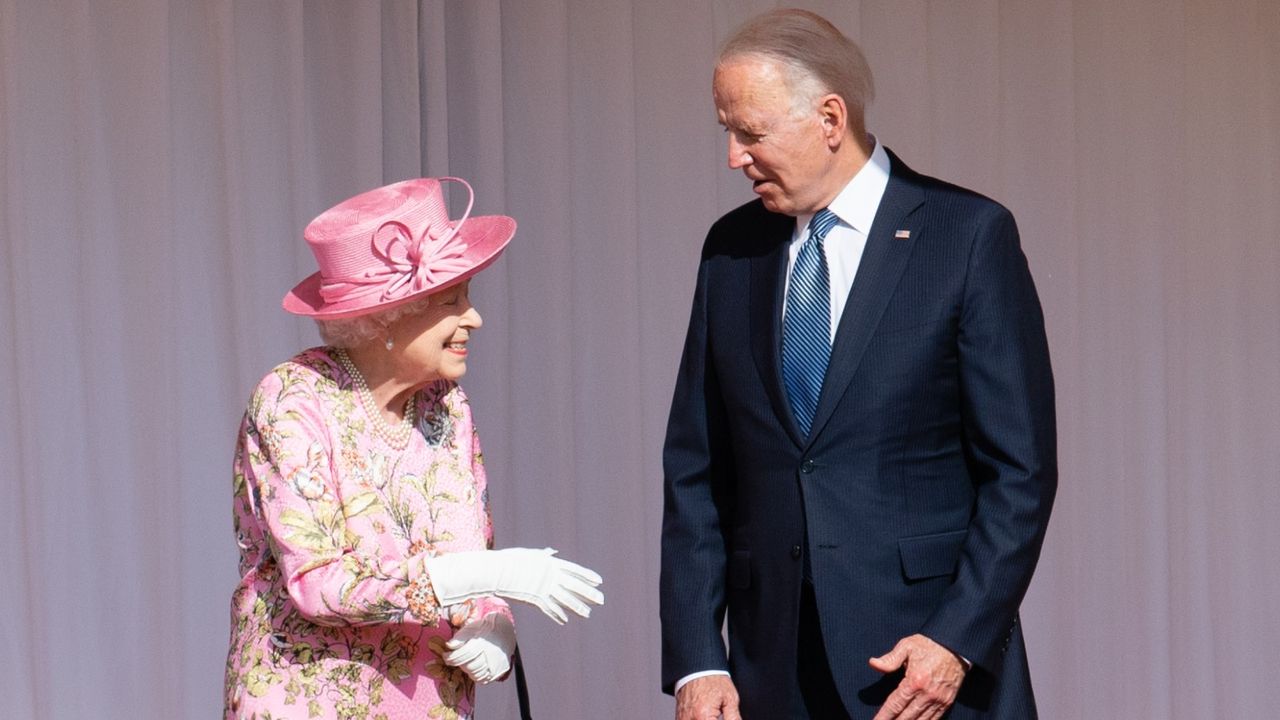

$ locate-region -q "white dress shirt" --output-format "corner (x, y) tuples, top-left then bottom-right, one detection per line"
(783, 138), (891, 340)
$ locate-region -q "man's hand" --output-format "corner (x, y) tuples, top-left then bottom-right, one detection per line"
(676, 675), (741, 720)
(868, 634), (966, 720)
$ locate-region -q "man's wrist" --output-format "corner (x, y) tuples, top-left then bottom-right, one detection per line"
(674, 669), (731, 694)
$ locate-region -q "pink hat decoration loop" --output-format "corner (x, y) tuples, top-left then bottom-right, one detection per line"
(365, 177), (474, 302)
(283, 177), (515, 319)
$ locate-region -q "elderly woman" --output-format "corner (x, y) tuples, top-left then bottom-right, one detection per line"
(224, 177), (603, 720)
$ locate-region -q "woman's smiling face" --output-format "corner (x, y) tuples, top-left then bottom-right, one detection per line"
(389, 279), (482, 383)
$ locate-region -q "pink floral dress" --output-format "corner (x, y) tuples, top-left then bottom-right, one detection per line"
(224, 347), (511, 720)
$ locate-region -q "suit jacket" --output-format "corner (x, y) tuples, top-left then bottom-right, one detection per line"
(660, 149), (1056, 719)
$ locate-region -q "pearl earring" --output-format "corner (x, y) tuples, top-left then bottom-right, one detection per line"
(385, 336), (394, 351)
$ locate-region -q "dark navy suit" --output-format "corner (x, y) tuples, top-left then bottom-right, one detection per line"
(660, 150), (1056, 719)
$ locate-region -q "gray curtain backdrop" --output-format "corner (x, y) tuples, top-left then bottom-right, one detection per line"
(3, 1), (1278, 717)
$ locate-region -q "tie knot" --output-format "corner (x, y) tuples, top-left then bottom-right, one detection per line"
(808, 208), (839, 242)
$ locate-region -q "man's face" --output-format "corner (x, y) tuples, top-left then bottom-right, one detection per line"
(713, 56), (832, 216)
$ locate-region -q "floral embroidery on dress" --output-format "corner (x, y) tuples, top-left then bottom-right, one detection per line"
(224, 347), (511, 720)
(406, 573), (441, 625)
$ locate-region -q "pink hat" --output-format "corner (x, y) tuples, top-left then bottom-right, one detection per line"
(283, 177), (515, 318)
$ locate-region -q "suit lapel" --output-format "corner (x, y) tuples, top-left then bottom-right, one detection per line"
(806, 157), (925, 445)
(749, 212), (807, 447)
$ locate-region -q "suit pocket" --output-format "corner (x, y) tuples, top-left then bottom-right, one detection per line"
(897, 529), (967, 581)
(728, 550), (751, 589)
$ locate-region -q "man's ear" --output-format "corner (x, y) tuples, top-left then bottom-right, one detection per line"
(818, 93), (848, 148)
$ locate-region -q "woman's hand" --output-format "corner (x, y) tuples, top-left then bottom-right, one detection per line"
(424, 547), (604, 624)
(443, 613), (516, 684)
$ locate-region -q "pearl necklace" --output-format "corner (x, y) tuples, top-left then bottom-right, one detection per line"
(335, 348), (416, 449)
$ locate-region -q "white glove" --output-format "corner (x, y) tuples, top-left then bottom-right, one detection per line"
(443, 613), (516, 684)
(424, 547), (604, 624)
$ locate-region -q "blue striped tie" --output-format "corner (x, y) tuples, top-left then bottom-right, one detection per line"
(782, 208), (839, 437)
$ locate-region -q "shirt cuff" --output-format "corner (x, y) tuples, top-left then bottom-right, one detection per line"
(674, 670), (731, 695)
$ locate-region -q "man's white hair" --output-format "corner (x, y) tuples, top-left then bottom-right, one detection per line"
(718, 8), (875, 126)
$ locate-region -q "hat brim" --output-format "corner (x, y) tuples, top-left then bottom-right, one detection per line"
(282, 215), (515, 319)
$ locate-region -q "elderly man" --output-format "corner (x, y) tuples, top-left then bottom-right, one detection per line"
(660, 8), (1056, 720)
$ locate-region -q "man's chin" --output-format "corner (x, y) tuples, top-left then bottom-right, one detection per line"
(758, 196), (791, 215)
(753, 185), (793, 214)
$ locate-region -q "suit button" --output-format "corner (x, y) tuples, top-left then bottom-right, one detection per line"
(800, 460), (814, 474)
(791, 545), (802, 559)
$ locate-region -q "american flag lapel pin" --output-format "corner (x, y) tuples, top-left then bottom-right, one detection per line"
(894, 229), (911, 239)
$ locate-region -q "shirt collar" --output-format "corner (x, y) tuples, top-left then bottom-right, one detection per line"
(795, 136), (891, 237)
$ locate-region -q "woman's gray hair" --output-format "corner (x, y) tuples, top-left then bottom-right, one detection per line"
(314, 296), (432, 349)
(718, 8), (874, 126)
